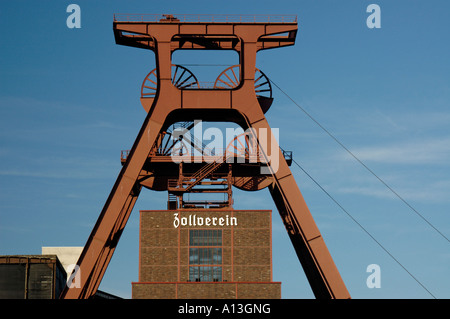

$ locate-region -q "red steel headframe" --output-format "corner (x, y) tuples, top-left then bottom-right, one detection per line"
(61, 14), (350, 299)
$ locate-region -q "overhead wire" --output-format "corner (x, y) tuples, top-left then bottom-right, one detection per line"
(170, 62), (442, 297)
(269, 78), (441, 298)
(173, 63), (449, 242)
(291, 157), (436, 299)
(270, 79), (450, 245)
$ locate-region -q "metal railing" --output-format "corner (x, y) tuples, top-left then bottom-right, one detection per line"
(122, 148), (292, 164)
(121, 150), (130, 161)
(114, 14), (297, 24)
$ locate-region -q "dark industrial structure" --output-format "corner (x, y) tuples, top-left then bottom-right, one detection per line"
(0, 255), (66, 299)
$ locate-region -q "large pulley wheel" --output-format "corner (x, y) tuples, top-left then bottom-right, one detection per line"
(141, 64), (200, 98)
(213, 65), (274, 113)
(225, 132), (272, 191)
(225, 131), (258, 160)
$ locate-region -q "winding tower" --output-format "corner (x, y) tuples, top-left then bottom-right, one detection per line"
(61, 14), (350, 299)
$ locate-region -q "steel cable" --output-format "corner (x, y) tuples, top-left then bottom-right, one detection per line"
(270, 79), (450, 245)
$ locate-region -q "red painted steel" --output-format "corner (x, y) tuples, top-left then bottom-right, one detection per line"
(61, 14), (350, 299)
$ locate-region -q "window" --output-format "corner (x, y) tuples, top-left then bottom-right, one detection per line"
(189, 230), (222, 282)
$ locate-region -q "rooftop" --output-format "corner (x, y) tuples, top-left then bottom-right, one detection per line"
(113, 13), (297, 24)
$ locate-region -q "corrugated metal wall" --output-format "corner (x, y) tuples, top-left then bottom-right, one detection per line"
(0, 256), (67, 299)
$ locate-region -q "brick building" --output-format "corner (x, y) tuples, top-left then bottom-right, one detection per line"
(132, 209), (281, 299)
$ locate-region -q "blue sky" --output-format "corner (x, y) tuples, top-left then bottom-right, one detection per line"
(1, 0), (449, 299)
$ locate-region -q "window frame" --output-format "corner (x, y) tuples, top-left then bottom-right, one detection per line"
(188, 229), (223, 282)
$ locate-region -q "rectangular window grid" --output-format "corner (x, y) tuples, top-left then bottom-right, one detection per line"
(189, 229), (223, 282)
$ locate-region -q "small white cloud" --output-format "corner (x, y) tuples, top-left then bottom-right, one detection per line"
(346, 138), (450, 165)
